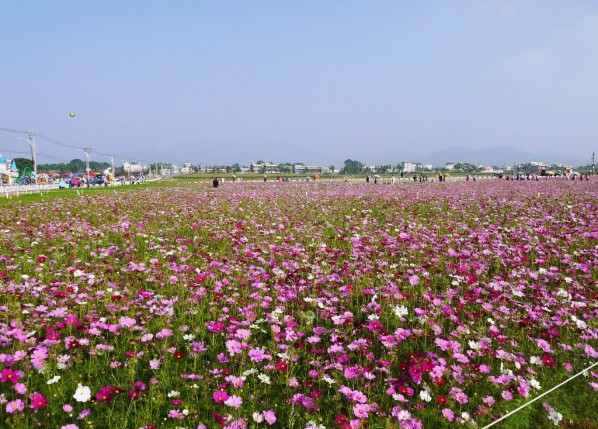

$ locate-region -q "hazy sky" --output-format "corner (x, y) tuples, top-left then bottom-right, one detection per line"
(1, 1), (597, 166)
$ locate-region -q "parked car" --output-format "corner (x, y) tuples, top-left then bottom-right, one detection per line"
(90, 176), (105, 185)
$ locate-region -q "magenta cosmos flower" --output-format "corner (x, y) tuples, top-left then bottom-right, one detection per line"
(29, 392), (48, 410)
(213, 390), (229, 403)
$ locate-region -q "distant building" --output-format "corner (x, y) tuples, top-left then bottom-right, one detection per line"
(402, 162), (418, 173)
(250, 161), (279, 173)
(123, 162), (147, 174)
(293, 164), (328, 174)
(0, 155), (19, 184)
(445, 162), (455, 171)
(179, 162), (193, 174)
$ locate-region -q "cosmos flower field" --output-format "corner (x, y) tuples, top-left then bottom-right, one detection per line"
(0, 179), (597, 429)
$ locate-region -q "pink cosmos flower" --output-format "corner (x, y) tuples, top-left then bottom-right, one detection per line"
(168, 409), (185, 419)
(450, 387), (468, 404)
(442, 408), (455, 421)
(225, 340), (243, 356)
(149, 358), (161, 370)
(536, 339), (552, 353)
(155, 328), (173, 339)
(6, 399), (25, 413)
(479, 364), (491, 374)
(77, 408), (91, 419)
(585, 345), (598, 358)
(223, 418), (247, 429)
(224, 395), (243, 408)
(344, 367), (359, 379)
(262, 409), (277, 425)
(119, 316), (136, 328)
(350, 390), (367, 403)
(248, 348), (270, 362)
(483, 396), (495, 406)
(353, 403), (370, 419)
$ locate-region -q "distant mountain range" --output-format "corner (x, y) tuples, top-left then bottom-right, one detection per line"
(111, 145), (589, 168)
(416, 146), (589, 167)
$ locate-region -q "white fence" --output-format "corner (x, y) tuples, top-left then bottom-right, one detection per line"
(0, 184), (56, 196)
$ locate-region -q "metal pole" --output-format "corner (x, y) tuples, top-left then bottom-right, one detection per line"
(483, 361), (598, 429)
(592, 152), (595, 176)
(18, 134), (37, 184)
(104, 155), (115, 175)
(83, 148), (91, 185)
(29, 133), (37, 184)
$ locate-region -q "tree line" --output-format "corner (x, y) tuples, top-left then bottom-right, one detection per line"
(12, 158), (111, 174)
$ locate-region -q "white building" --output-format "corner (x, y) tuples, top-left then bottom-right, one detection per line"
(122, 162), (147, 174)
(250, 161), (279, 173)
(0, 155), (19, 184)
(293, 164), (328, 174)
(402, 162), (418, 173)
(179, 163), (193, 174)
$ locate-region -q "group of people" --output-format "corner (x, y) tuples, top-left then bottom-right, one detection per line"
(570, 173), (591, 181)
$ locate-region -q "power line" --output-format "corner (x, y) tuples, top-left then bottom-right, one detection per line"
(0, 125), (33, 134)
(2, 125), (82, 151)
(36, 132), (82, 150)
(3, 124), (177, 166)
(0, 149), (30, 154)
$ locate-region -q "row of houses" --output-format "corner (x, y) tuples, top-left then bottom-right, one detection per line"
(248, 162), (330, 174)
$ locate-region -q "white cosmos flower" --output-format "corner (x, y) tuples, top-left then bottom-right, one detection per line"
(73, 384), (91, 402)
(419, 390), (432, 402)
(394, 306), (408, 317)
(47, 375), (61, 385)
(257, 373), (271, 384)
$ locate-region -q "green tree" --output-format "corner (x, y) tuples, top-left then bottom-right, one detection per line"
(453, 162), (479, 173)
(13, 157), (33, 173)
(278, 163), (292, 174)
(341, 159), (365, 174)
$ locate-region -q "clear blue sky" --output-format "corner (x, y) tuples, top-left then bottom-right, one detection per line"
(1, 1), (597, 166)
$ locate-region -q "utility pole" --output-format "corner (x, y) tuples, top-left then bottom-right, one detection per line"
(18, 133), (37, 184)
(104, 155), (115, 175)
(592, 152), (595, 176)
(83, 148), (92, 184)
(29, 133), (37, 183)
